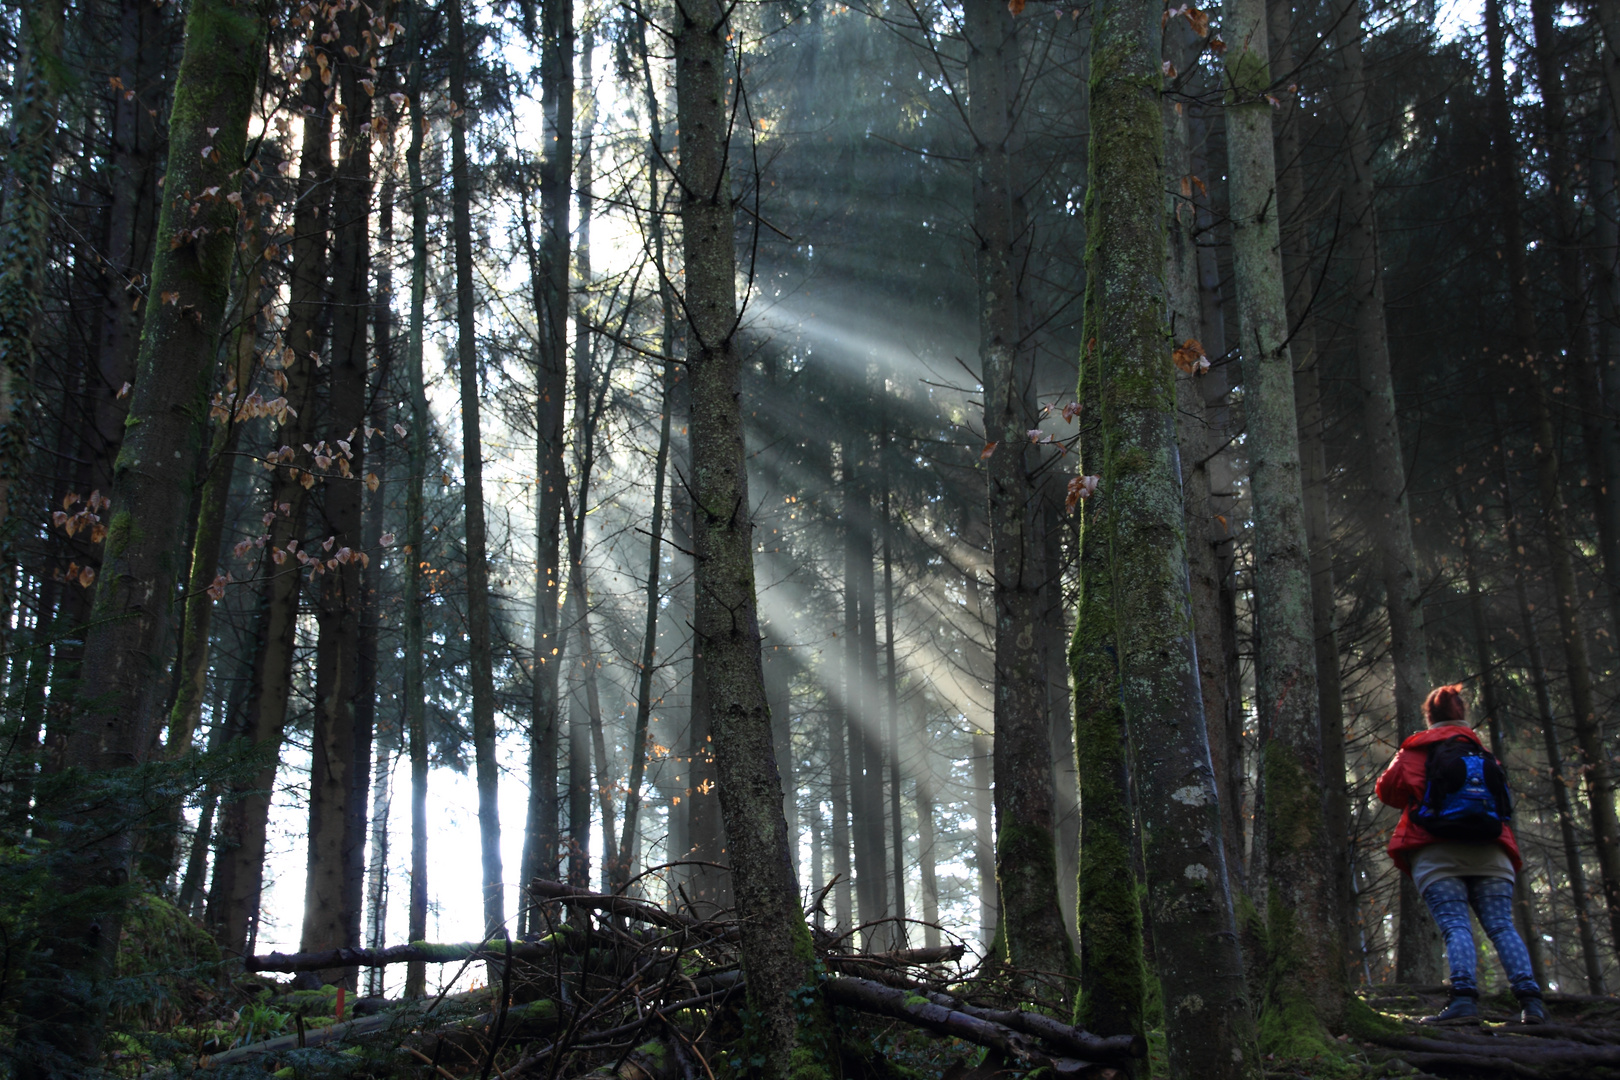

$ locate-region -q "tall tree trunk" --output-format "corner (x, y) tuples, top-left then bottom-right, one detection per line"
(22, 0), (264, 1066)
(446, 0), (503, 942)
(1328, 0), (1437, 980)
(0, 0), (65, 560)
(301, 0), (375, 987)
(675, 0), (824, 1062)
(1222, 0), (1348, 1036)
(146, 252), (262, 889)
(89, 0), (166, 514)
(829, 624), (854, 930)
(971, 727), (998, 950)
(207, 68), (331, 960)
(614, 2), (679, 894)
(845, 446), (887, 941)
(882, 442), (904, 943)
(164, 268), (261, 762)
(1263, 0), (1365, 971)
(1084, 2), (1256, 1071)
(363, 742), (394, 997)
(404, 23), (432, 993)
(843, 447), (868, 929)
(1455, 485), (1551, 991)
(915, 722), (941, 950)
(965, 574), (997, 950)
(519, 0), (572, 930)
(966, 0), (1073, 1003)
(1169, 10), (1245, 900)
(568, 666), (592, 889)
(1594, 5), (1620, 623)
(1491, 446), (1607, 992)
(1484, 0), (1620, 965)
(360, 127), (396, 996)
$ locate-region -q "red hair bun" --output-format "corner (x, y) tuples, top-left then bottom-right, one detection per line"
(1424, 684), (1468, 725)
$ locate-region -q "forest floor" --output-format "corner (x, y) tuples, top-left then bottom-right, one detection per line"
(110, 892), (1620, 1080)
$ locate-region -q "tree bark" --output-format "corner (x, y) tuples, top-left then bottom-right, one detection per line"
(1169, 8), (1245, 903)
(966, 0), (1073, 1004)
(675, 0), (825, 1063)
(23, 0), (265, 1066)
(1085, 1), (1257, 1071)
(1221, 0), (1348, 1036)
(404, 10), (432, 994)
(301, 0), (375, 987)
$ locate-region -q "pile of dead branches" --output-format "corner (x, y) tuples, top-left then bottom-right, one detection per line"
(179, 878), (1143, 1079)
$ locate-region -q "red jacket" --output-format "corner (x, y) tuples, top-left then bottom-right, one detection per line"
(1375, 724), (1523, 876)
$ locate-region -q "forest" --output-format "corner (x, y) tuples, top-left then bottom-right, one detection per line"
(6, 0), (1620, 1073)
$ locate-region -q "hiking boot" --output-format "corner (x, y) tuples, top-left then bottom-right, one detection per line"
(1517, 994), (1548, 1025)
(1420, 993), (1481, 1026)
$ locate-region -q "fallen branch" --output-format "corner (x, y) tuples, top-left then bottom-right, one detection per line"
(246, 939), (558, 973)
(529, 879), (736, 940)
(918, 990), (1143, 1061)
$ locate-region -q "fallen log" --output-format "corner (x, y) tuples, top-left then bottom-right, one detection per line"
(821, 976), (1131, 1072)
(917, 990), (1144, 1062)
(197, 995), (560, 1070)
(245, 939), (560, 973)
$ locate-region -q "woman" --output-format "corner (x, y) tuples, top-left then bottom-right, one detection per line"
(1375, 684), (1545, 1025)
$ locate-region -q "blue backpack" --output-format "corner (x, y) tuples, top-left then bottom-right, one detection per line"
(1411, 735), (1513, 842)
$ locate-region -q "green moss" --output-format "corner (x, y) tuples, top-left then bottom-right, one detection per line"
(1256, 985), (1333, 1058)
(1225, 49), (1271, 99)
(103, 508), (137, 560)
(1341, 994), (1402, 1041)
(787, 1045), (831, 1080)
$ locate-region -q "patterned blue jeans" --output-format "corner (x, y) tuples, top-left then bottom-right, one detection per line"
(1421, 876), (1540, 997)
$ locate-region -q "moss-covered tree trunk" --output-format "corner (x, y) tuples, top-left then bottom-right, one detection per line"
(1070, 8), (1146, 1043)
(206, 69), (331, 959)
(22, 0), (265, 1067)
(1484, 0), (1620, 963)
(966, 0), (1075, 1007)
(1084, 0), (1257, 1073)
(675, 0), (823, 1067)
(1220, 0), (1348, 1042)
